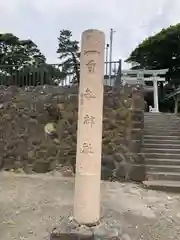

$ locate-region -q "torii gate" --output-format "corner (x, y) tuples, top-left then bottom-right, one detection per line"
(121, 69), (169, 112)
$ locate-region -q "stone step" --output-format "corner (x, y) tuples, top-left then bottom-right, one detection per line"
(144, 118), (180, 122)
(143, 139), (180, 144)
(145, 114), (179, 116)
(144, 131), (180, 136)
(146, 171), (180, 181)
(144, 113), (177, 115)
(145, 120), (179, 122)
(145, 115), (179, 117)
(145, 158), (180, 166)
(144, 117), (179, 119)
(144, 125), (180, 130)
(144, 114), (179, 118)
(144, 129), (180, 133)
(144, 118), (179, 120)
(144, 135), (180, 140)
(143, 152), (180, 159)
(143, 143), (180, 149)
(144, 120), (179, 123)
(145, 123), (179, 126)
(145, 123), (180, 127)
(143, 180), (180, 192)
(144, 113), (179, 117)
(145, 124), (180, 131)
(145, 123), (179, 127)
(144, 119), (180, 122)
(142, 148), (180, 154)
(144, 114), (179, 117)
(146, 164), (180, 173)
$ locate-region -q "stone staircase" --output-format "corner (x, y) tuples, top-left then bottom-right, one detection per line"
(142, 112), (180, 191)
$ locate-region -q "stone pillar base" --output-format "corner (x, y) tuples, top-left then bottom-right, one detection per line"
(50, 217), (122, 240)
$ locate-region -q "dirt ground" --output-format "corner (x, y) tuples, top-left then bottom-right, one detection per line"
(1, 172), (180, 240)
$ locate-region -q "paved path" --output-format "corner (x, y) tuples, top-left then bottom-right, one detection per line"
(1, 172), (180, 239)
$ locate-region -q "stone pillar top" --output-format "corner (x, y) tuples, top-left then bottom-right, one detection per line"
(81, 29), (105, 57)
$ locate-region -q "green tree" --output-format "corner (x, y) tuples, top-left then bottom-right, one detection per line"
(0, 33), (46, 71)
(0, 33), (65, 86)
(57, 30), (80, 84)
(126, 23), (180, 88)
(126, 24), (180, 112)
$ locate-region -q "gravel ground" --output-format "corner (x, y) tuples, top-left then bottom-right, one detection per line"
(1, 171), (180, 240)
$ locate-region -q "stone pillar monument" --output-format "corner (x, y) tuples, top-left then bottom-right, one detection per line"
(74, 29), (105, 225)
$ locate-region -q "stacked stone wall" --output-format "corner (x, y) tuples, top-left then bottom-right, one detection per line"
(0, 84), (145, 181)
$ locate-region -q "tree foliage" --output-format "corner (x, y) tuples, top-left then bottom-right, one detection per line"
(126, 24), (180, 112)
(0, 33), (46, 69)
(0, 33), (65, 86)
(126, 23), (180, 87)
(57, 30), (80, 83)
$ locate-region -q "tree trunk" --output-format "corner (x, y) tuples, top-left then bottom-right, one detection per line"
(71, 53), (80, 83)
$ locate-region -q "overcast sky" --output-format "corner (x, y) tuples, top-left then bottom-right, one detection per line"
(0, 0), (180, 69)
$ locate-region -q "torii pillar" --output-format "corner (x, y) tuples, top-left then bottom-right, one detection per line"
(153, 74), (159, 112)
(74, 29), (105, 225)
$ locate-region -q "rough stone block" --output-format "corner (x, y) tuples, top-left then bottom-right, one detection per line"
(129, 142), (141, 153)
(131, 131), (144, 141)
(131, 111), (144, 122)
(50, 218), (123, 240)
(130, 164), (146, 182)
(132, 121), (143, 129)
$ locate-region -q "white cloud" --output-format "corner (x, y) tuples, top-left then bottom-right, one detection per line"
(0, 0), (179, 68)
